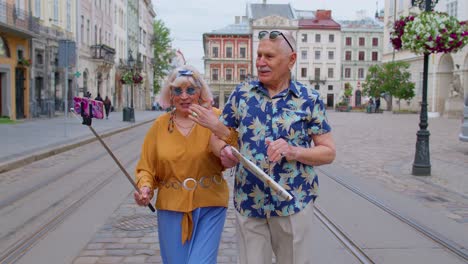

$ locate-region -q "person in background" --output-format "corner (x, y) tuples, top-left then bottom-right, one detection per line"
(95, 93), (103, 102)
(103, 96), (112, 119)
(133, 65), (230, 264)
(375, 97), (381, 113)
(189, 29), (336, 264)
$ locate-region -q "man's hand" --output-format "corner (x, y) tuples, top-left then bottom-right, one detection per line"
(133, 186), (151, 206)
(266, 138), (295, 162)
(189, 101), (219, 130)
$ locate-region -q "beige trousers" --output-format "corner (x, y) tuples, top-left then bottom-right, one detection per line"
(235, 202), (315, 264)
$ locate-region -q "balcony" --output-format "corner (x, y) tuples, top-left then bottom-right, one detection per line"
(90, 44), (116, 65)
(0, 2), (40, 38)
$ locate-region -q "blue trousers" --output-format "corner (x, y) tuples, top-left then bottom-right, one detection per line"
(157, 207), (227, 264)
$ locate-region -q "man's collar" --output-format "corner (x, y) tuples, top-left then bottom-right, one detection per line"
(250, 80), (300, 98)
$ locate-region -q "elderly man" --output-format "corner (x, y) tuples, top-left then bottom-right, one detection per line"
(190, 29), (336, 263)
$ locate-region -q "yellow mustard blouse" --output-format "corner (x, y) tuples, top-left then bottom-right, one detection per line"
(135, 109), (229, 244)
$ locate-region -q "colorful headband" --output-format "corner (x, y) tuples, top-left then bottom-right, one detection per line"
(177, 69), (202, 87)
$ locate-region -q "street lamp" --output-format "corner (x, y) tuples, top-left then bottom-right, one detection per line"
(122, 50), (136, 122)
(411, 0), (438, 176)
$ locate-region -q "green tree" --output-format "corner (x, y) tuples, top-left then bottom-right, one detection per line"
(362, 61), (415, 110)
(152, 19), (174, 94)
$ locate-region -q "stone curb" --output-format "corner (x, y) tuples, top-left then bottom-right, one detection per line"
(0, 119), (155, 174)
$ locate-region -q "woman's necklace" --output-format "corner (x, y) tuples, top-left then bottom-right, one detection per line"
(174, 114), (195, 135)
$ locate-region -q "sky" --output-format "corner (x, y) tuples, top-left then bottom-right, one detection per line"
(151, 0), (384, 73)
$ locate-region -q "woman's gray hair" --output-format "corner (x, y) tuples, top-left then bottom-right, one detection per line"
(159, 65), (213, 109)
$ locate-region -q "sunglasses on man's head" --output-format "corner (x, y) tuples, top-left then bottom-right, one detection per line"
(258, 30), (294, 52)
(172, 87), (198, 96)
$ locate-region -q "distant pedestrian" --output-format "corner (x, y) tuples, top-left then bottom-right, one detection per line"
(375, 97), (381, 113)
(95, 93), (103, 102)
(104, 96), (112, 119)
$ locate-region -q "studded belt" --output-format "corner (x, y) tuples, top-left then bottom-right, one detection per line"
(160, 175), (224, 191)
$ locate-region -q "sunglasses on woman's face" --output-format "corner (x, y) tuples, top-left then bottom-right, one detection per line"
(258, 30), (294, 52)
(172, 87), (198, 96)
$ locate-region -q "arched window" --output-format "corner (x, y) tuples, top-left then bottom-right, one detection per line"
(0, 36), (10, 57)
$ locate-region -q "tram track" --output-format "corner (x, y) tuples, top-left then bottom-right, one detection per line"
(317, 167), (468, 262)
(0, 125), (148, 264)
(314, 205), (375, 264)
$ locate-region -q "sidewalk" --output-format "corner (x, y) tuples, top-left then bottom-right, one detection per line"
(0, 110), (162, 173)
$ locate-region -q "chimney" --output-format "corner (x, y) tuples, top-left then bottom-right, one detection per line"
(316, 10), (331, 20)
(235, 16), (240, 24)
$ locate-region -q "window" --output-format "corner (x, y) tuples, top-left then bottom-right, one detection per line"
(239, 69), (246, 81)
(447, 1), (458, 17)
(346, 37), (352, 46)
(301, 34), (307, 43)
(328, 51), (334, 60)
(345, 51), (352, 61)
(301, 68), (307, 78)
(226, 68), (232, 81)
(226, 47), (233, 58)
(66, 0), (71, 31)
(314, 68), (321, 79)
(372, 38), (379, 46)
(314, 84), (320, 90)
(212, 47), (218, 58)
(0, 37), (9, 57)
(329, 34), (334, 43)
(358, 51), (365, 61)
(34, 0), (41, 17)
(358, 68), (365, 79)
(372, 51), (378, 61)
(315, 50), (321, 60)
(359, 37), (365, 46)
(328, 68), (334, 78)
(315, 34), (321, 43)
(239, 47), (246, 58)
(328, 85), (333, 91)
(53, 0), (58, 22)
(80, 16), (84, 43)
(212, 69), (219, 81)
(301, 50), (307, 60)
(33, 52), (42, 65)
(345, 68), (351, 78)
(87, 20), (90, 45)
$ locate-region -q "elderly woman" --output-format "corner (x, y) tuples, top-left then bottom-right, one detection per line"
(133, 65), (229, 263)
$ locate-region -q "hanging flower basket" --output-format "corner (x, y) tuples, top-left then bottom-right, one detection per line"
(120, 71), (143, 85)
(17, 58), (31, 67)
(390, 12), (468, 54)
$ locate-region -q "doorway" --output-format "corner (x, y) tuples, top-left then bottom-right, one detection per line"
(355, 90), (362, 106)
(15, 67), (25, 119)
(35, 76), (43, 113)
(327, 94), (334, 108)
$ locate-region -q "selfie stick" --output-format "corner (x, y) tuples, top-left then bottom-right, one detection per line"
(71, 105), (155, 212)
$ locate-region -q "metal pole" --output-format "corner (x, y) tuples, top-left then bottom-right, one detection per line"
(412, 0), (432, 176)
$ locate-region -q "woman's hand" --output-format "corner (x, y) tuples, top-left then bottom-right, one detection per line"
(220, 145), (239, 168)
(133, 186), (151, 206)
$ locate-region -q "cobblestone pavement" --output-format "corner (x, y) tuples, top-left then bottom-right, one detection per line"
(73, 169), (237, 264)
(328, 111), (468, 223)
(72, 111), (468, 263)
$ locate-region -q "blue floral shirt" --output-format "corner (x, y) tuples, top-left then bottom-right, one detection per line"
(220, 80), (331, 218)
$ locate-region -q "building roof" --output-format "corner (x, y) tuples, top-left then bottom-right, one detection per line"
(339, 18), (384, 32)
(299, 10), (340, 30)
(208, 22), (250, 35)
(248, 3), (295, 20)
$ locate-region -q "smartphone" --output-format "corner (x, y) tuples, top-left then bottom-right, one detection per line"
(73, 96), (104, 119)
